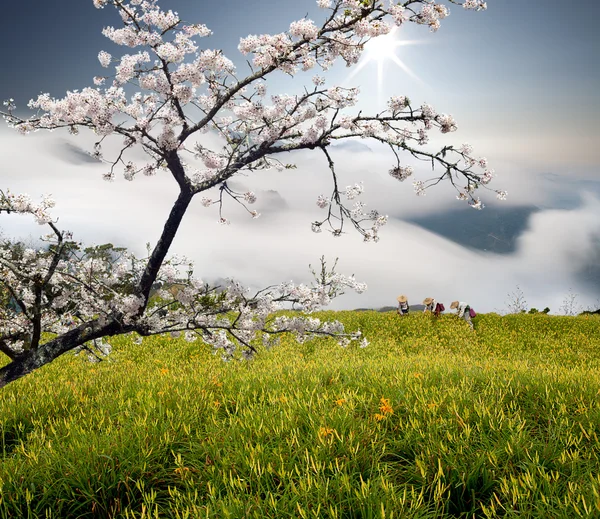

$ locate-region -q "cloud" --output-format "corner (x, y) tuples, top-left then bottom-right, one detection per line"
(180, 199), (600, 314)
(1, 126), (599, 314)
(51, 141), (104, 165)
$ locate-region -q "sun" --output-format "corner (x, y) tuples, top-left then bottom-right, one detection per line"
(364, 29), (403, 64)
(345, 27), (425, 101)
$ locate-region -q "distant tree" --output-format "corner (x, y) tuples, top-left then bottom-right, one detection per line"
(1, 0), (495, 387)
(582, 299), (600, 315)
(580, 309), (600, 316)
(560, 289), (582, 317)
(504, 285), (528, 314)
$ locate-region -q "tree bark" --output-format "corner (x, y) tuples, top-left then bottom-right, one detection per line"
(138, 181), (194, 303)
(0, 318), (130, 388)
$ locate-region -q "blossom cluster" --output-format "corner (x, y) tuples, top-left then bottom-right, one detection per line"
(389, 165), (413, 182)
(313, 182), (388, 241)
(0, 190), (56, 225)
(416, 3), (449, 32)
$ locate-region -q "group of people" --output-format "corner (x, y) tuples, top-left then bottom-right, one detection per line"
(396, 295), (475, 330)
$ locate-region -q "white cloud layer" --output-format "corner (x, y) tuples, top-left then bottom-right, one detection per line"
(1, 127), (599, 314)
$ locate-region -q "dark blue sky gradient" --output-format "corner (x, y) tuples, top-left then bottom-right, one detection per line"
(2, 0), (598, 98)
(1, 0), (599, 169)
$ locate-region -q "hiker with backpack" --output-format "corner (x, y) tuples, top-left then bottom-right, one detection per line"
(450, 300), (475, 330)
(397, 295), (410, 316)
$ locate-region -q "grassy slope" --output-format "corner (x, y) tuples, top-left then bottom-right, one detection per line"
(0, 312), (599, 518)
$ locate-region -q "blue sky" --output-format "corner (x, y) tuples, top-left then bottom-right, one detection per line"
(1, 0), (599, 311)
(2, 0), (599, 171)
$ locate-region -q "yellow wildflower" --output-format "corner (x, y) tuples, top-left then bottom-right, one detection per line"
(319, 427), (334, 437)
(379, 397), (394, 415)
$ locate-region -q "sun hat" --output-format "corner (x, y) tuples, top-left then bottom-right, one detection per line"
(450, 301), (459, 309)
(397, 295), (407, 303)
(423, 297), (433, 305)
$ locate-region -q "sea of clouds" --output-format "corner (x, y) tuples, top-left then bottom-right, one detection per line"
(1, 126), (599, 313)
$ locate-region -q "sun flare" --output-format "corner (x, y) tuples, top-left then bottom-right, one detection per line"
(364, 30), (403, 64)
(345, 28), (425, 101)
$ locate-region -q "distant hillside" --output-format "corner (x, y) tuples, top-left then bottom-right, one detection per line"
(407, 205), (537, 255)
(407, 205), (600, 291)
(355, 304), (426, 312)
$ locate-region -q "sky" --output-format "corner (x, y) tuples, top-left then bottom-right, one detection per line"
(1, 0), (599, 313)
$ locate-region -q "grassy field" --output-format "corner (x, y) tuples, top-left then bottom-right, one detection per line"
(1, 312), (599, 518)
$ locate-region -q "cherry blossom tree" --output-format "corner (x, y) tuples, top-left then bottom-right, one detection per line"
(0, 0), (498, 388)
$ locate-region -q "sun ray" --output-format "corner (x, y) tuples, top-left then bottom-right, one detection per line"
(343, 28), (429, 102)
(388, 54), (426, 86)
(344, 56), (373, 84)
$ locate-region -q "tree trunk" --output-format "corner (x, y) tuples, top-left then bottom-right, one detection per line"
(138, 187), (194, 303)
(0, 318), (127, 388)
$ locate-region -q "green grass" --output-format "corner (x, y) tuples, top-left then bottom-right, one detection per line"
(1, 312), (599, 518)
